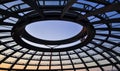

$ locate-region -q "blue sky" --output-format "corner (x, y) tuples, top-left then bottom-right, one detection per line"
(26, 20), (83, 41)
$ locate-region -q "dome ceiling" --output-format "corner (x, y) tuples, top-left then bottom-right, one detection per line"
(0, 0), (120, 71)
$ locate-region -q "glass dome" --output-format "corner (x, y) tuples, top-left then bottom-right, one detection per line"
(0, 0), (120, 71)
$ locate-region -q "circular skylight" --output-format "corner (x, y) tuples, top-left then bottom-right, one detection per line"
(25, 20), (83, 41)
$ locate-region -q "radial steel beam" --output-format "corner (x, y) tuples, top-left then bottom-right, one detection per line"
(0, 44), (17, 53)
(9, 50), (30, 70)
(86, 45), (120, 70)
(0, 0), (15, 4)
(94, 38), (120, 47)
(90, 41), (120, 70)
(91, 18), (120, 24)
(0, 46), (22, 64)
(59, 52), (63, 70)
(91, 41), (120, 56)
(86, 0), (110, 5)
(74, 50), (89, 71)
(0, 22), (15, 26)
(66, 51), (76, 71)
(96, 33), (120, 39)
(95, 28), (120, 32)
(77, 3), (120, 20)
(1, 40), (14, 44)
(61, 0), (77, 18)
(22, 0), (44, 18)
(0, 36), (11, 39)
(0, 8), (20, 18)
(0, 30), (11, 32)
(37, 52), (44, 70)
(49, 50), (52, 70)
(80, 48), (104, 71)
(23, 51), (37, 70)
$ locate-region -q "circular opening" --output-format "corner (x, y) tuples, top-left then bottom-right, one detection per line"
(25, 20), (83, 41)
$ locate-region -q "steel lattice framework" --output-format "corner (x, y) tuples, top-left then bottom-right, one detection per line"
(0, 0), (120, 71)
